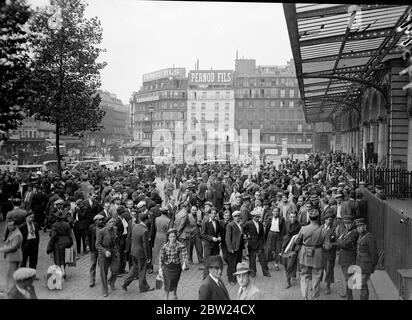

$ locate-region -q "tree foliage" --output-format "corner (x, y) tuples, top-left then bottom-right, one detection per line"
(25, 0), (106, 137)
(0, 0), (33, 140)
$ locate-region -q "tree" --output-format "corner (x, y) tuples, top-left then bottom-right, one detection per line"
(25, 0), (106, 177)
(0, 0), (33, 140)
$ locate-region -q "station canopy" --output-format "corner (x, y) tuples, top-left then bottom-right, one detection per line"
(283, 4), (412, 122)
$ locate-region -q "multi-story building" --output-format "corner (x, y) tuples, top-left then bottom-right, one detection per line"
(234, 58), (314, 161)
(130, 68), (187, 159)
(83, 90), (131, 158)
(187, 70), (235, 161)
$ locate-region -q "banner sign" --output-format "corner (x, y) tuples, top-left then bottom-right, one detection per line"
(189, 70), (233, 85)
(143, 68), (186, 83)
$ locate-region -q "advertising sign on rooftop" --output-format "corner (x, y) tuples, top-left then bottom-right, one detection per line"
(189, 70), (233, 85)
(142, 68), (186, 83)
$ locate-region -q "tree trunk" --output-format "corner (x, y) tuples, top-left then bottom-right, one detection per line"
(56, 119), (62, 178)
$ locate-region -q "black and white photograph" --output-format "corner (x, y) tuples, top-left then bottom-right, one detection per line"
(1, 0), (412, 304)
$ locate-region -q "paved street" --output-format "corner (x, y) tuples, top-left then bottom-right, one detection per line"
(0, 178), (376, 300)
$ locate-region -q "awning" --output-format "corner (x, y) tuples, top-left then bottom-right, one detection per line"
(284, 4), (412, 122)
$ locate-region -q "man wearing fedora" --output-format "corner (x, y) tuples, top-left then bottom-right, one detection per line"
(234, 262), (262, 300)
(198, 255), (230, 300)
(243, 209), (271, 278)
(226, 210), (245, 285)
(354, 218), (378, 300)
(201, 207), (223, 278)
(335, 215), (359, 300)
(294, 209), (328, 300)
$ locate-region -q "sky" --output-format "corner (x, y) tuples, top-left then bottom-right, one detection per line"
(28, 0), (293, 105)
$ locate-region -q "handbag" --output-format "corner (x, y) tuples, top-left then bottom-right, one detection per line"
(303, 226), (321, 258)
(155, 273), (163, 290)
(46, 265), (63, 290)
(65, 247), (76, 267)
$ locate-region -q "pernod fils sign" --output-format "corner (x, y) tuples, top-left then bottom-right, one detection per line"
(189, 70), (233, 85)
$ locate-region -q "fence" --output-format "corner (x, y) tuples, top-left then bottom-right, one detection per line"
(347, 167), (412, 199)
(364, 190), (412, 298)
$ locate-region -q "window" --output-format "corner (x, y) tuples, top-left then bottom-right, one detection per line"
(269, 135), (276, 143)
(225, 124), (229, 131)
(214, 123), (219, 131)
(225, 113), (229, 121)
(270, 100), (276, 107)
(280, 101), (285, 108)
(289, 101), (294, 108)
(289, 90), (295, 98)
(214, 103), (219, 111)
(192, 92), (197, 99)
(202, 92), (206, 98)
(239, 101), (243, 107)
(216, 92), (220, 98)
(297, 136), (302, 143)
(214, 113), (219, 121)
(298, 124), (302, 132)
(307, 136), (312, 142)
(201, 123), (205, 131)
(225, 91), (230, 99)
(225, 103), (229, 111)
(280, 90), (285, 98)
(201, 113), (205, 120)
(191, 103), (196, 111)
(201, 103), (206, 111)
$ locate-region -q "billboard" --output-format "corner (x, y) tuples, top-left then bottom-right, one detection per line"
(189, 70), (233, 85)
(142, 68), (186, 83)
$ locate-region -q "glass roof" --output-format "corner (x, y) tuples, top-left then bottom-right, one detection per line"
(284, 4), (412, 122)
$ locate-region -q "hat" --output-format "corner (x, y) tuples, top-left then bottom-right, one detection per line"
(338, 182), (346, 187)
(204, 201), (213, 206)
(232, 210), (240, 217)
(276, 192), (283, 197)
(93, 214), (105, 221)
(263, 179), (270, 184)
(251, 208), (262, 217)
(54, 199), (64, 205)
(223, 202), (231, 206)
(197, 177), (203, 181)
(354, 218), (367, 227)
(13, 268), (36, 282)
(160, 206), (169, 212)
(166, 228), (178, 237)
(323, 210), (334, 220)
(117, 206), (126, 215)
(343, 215), (354, 222)
(207, 255), (223, 269)
(331, 187), (338, 191)
(309, 209), (319, 218)
(310, 194), (319, 200)
(137, 201), (146, 208)
(233, 262), (252, 276)
(359, 181), (366, 186)
(335, 193), (343, 199)
(242, 195), (250, 200)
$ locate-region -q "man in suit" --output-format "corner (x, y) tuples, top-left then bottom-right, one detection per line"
(219, 210), (231, 265)
(354, 218), (378, 300)
(87, 214), (105, 287)
(30, 185), (47, 229)
(6, 267), (37, 299)
(95, 217), (120, 297)
(321, 211), (337, 295)
(18, 212), (40, 271)
(22, 184), (35, 211)
(213, 176), (226, 212)
(73, 200), (89, 255)
(356, 192), (368, 222)
(201, 207), (222, 279)
(234, 261), (262, 300)
(335, 215), (359, 300)
(226, 210), (244, 285)
(281, 211), (301, 289)
(83, 192), (102, 227)
(244, 209), (270, 278)
(295, 209), (328, 300)
(0, 218), (23, 292)
(121, 213), (154, 293)
(198, 255), (230, 300)
(99, 201), (112, 220)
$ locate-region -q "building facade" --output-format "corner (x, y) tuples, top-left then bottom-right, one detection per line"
(187, 70), (235, 161)
(130, 68), (187, 159)
(234, 58), (314, 161)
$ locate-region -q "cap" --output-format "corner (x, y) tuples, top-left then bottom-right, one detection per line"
(54, 199), (64, 205)
(204, 201), (213, 206)
(137, 201), (146, 208)
(323, 210), (334, 220)
(354, 218), (367, 227)
(223, 202), (231, 206)
(263, 179), (270, 184)
(343, 215), (355, 222)
(242, 195), (250, 200)
(359, 181), (366, 186)
(251, 208), (262, 216)
(93, 214), (105, 221)
(335, 193), (343, 199)
(207, 255), (223, 269)
(232, 210), (240, 217)
(13, 268), (36, 282)
(338, 182), (346, 187)
(308, 209), (319, 218)
(160, 206), (169, 212)
(233, 262), (252, 276)
(197, 177), (203, 181)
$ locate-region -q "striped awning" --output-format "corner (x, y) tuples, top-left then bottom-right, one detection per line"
(283, 4), (412, 122)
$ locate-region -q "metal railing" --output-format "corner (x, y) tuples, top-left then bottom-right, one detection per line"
(347, 167), (412, 199)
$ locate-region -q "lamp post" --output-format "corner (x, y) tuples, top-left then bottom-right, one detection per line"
(148, 105), (154, 165)
(182, 110), (185, 164)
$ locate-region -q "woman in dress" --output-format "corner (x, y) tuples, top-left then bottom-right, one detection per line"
(158, 228), (188, 300)
(47, 206), (73, 279)
(152, 207), (171, 273)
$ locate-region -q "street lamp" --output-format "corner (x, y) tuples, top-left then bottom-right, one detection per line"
(148, 105), (154, 165)
(182, 110), (185, 164)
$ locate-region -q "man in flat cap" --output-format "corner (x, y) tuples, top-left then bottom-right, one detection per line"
(234, 261), (261, 300)
(243, 209), (270, 278)
(335, 215), (359, 300)
(294, 209), (328, 300)
(87, 214), (105, 287)
(321, 210), (337, 294)
(198, 255), (230, 300)
(354, 218), (378, 300)
(225, 210), (245, 285)
(7, 267), (37, 299)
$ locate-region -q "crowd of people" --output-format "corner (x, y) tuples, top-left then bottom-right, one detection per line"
(0, 152), (381, 300)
